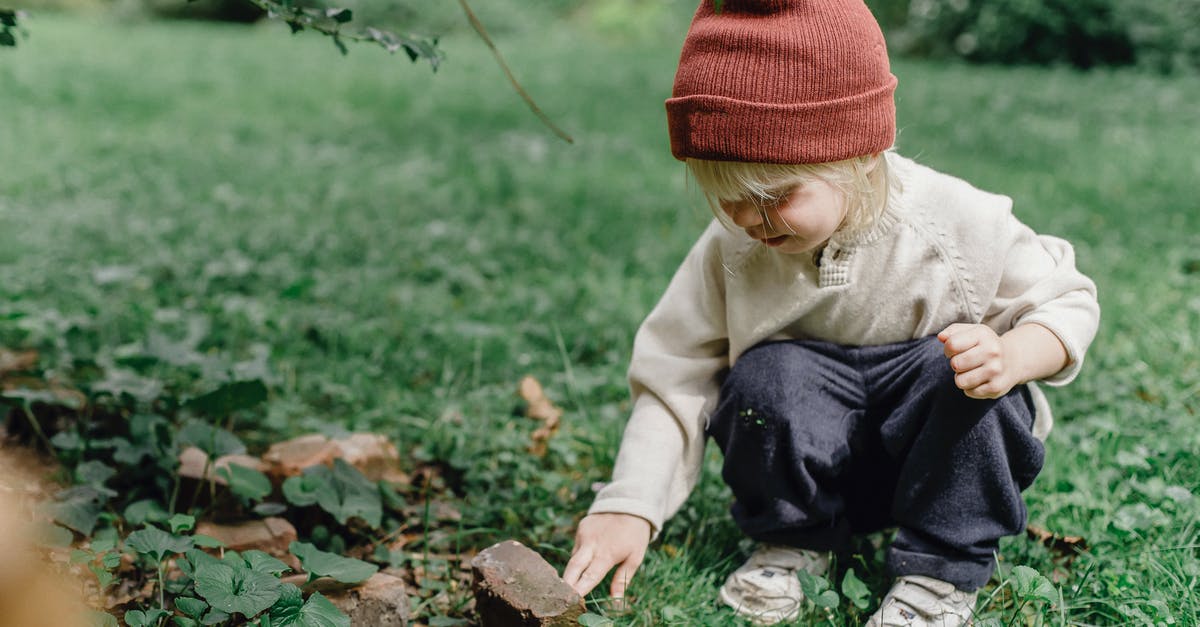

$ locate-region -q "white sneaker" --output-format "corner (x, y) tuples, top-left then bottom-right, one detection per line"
(865, 575), (977, 627)
(718, 544), (831, 625)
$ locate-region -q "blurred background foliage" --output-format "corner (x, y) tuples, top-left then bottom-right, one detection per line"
(868, 0), (1200, 73)
(5, 0), (1199, 73)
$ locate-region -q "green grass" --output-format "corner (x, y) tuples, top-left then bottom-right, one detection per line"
(2, 9), (1199, 625)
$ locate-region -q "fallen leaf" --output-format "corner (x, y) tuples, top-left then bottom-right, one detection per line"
(0, 348), (38, 377)
(1026, 524), (1087, 560)
(518, 376), (562, 456)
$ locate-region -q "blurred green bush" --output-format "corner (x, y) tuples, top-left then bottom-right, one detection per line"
(869, 0), (1200, 72)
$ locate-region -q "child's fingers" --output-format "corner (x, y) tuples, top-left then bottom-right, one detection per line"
(575, 557), (617, 598)
(954, 367), (990, 392)
(562, 547), (595, 593)
(938, 323), (981, 357)
(947, 342), (999, 374)
(610, 557), (641, 600)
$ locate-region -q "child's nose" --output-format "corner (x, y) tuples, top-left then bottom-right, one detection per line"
(723, 201), (763, 228)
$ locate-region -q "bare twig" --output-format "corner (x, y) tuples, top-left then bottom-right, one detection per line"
(457, 0), (575, 144)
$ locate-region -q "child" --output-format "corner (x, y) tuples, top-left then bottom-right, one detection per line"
(562, 0), (1100, 625)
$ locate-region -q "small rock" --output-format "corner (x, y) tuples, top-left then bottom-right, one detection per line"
(321, 572), (411, 626)
(194, 517), (297, 558)
(263, 433), (407, 483)
(471, 540), (583, 627)
(336, 433), (407, 483)
(261, 434), (339, 478)
(177, 447), (266, 485)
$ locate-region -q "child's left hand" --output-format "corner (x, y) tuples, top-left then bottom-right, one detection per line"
(938, 323), (1020, 399)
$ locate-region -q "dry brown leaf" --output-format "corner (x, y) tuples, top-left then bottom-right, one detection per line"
(0, 349), (38, 378)
(518, 376), (563, 457)
(1026, 524), (1087, 559)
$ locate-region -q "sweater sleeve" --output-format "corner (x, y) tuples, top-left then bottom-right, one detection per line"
(983, 214), (1100, 386)
(588, 223), (730, 536)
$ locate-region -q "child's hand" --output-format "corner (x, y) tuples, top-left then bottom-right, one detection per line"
(938, 322), (1070, 399)
(938, 323), (1019, 399)
(562, 513), (652, 600)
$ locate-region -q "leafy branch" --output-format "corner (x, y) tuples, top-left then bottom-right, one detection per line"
(0, 8), (25, 47)
(242, 0), (444, 69)
(3, 1), (572, 141)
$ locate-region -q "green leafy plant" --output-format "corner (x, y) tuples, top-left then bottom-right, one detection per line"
(282, 458), (384, 528)
(114, 522), (362, 626)
(0, 8), (18, 47)
(289, 541), (378, 584)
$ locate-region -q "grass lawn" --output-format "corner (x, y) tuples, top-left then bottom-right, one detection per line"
(2, 8), (1200, 626)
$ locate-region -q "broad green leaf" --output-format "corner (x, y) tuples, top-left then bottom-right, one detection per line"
(324, 459), (382, 527)
(86, 610), (119, 627)
(50, 486), (106, 535)
(112, 414), (171, 465)
(270, 587), (350, 627)
(105, 437), (144, 466)
(90, 368), (163, 404)
(282, 474), (321, 507)
(90, 563), (117, 588)
(194, 560), (283, 618)
(92, 535), (118, 554)
(76, 460), (117, 486)
(289, 541), (378, 584)
(125, 499), (171, 526)
(797, 570), (839, 608)
(101, 551), (121, 569)
(39, 522), (76, 547)
(243, 550), (291, 576)
(841, 568), (871, 610)
(796, 568), (828, 596)
(125, 609), (170, 627)
(268, 583), (304, 622)
(175, 596), (209, 619)
(172, 617), (200, 627)
(50, 430), (83, 450)
(193, 534), (226, 548)
(126, 526), (194, 561)
(178, 420), (246, 458)
(578, 613), (614, 627)
(298, 593), (350, 627)
(219, 464), (273, 502)
(186, 548), (224, 571)
(1010, 565), (1057, 604)
(169, 513), (197, 534)
(283, 461), (382, 528)
(186, 380), (268, 417)
(201, 608), (231, 625)
(379, 481), (406, 510)
(813, 589), (840, 608)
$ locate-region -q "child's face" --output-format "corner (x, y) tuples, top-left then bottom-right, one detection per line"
(719, 179), (847, 254)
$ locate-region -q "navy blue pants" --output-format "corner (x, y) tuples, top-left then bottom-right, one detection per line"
(706, 336), (1044, 590)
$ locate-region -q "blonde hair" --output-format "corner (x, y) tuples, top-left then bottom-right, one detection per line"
(687, 152), (893, 235)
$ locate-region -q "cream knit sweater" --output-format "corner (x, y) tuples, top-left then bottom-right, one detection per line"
(588, 153), (1100, 535)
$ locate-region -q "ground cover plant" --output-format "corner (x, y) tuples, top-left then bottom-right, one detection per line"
(1, 7), (1199, 625)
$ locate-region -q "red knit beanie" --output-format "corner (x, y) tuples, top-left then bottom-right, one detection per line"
(667, 0), (897, 164)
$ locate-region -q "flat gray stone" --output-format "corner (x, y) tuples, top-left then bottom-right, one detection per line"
(322, 572), (411, 626)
